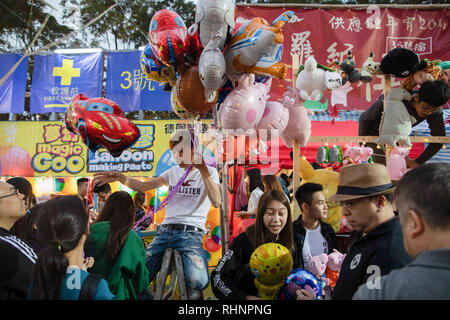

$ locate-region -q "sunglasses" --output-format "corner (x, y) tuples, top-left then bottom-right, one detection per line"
(0, 187), (20, 200)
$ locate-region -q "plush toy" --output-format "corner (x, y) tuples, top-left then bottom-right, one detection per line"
(279, 88), (312, 148)
(329, 145), (343, 164)
(198, 30), (227, 101)
(324, 70), (343, 91)
(342, 145), (363, 165)
(339, 51), (361, 84)
(299, 157), (341, 233)
(374, 88), (415, 147)
(325, 249), (346, 289)
(296, 57), (326, 101)
(359, 145), (374, 163)
(440, 61), (450, 84)
(220, 74), (270, 131)
(316, 146), (329, 164)
(380, 48), (427, 78)
(387, 146), (410, 181)
(306, 253), (329, 289)
(401, 60), (446, 91)
(250, 243), (293, 300)
(360, 52), (380, 83)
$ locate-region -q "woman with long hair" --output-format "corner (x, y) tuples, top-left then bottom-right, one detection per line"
(29, 196), (114, 300)
(84, 191), (150, 300)
(134, 191), (151, 229)
(211, 190), (299, 300)
(236, 168), (264, 218)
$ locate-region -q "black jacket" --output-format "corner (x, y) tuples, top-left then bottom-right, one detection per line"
(358, 93), (445, 164)
(211, 226), (300, 300)
(332, 217), (412, 300)
(0, 227), (37, 300)
(292, 216), (337, 269)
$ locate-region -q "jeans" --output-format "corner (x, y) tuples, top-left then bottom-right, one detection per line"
(145, 226), (210, 291)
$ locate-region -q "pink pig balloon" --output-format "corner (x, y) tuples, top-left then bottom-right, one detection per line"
(387, 146), (410, 181)
(220, 74), (270, 131)
(279, 89), (311, 148)
(256, 101), (289, 141)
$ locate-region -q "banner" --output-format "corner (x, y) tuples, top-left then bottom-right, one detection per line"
(0, 54), (28, 114)
(0, 119), (213, 178)
(235, 5), (450, 110)
(30, 53), (103, 113)
(105, 51), (171, 112)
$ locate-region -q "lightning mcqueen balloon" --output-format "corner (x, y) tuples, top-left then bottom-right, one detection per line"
(65, 94), (140, 157)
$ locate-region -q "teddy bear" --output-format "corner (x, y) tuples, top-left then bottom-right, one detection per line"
(374, 88), (416, 147)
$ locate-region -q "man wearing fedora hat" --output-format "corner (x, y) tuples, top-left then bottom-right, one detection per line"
(329, 163), (411, 300)
(353, 162), (450, 300)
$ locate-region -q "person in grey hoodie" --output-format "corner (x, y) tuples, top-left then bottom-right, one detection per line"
(353, 162), (450, 300)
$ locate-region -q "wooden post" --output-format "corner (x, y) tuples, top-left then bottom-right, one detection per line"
(220, 164), (230, 254)
(384, 75), (393, 162)
(292, 54), (301, 220)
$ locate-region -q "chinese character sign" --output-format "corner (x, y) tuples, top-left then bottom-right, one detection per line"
(236, 6), (450, 110)
(0, 54), (28, 114)
(30, 53), (103, 113)
(105, 51), (171, 112)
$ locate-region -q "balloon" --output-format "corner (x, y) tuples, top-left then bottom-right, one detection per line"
(280, 268), (322, 300)
(65, 94), (140, 157)
(198, 31), (227, 100)
(279, 89), (311, 148)
(140, 44), (177, 86)
(0, 124), (16, 157)
(194, 0), (235, 50)
(250, 243), (293, 300)
(175, 66), (218, 116)
(0, 146), (34, 176)
(224, 11), (293, 82)
(220, 74), (270, 131)
(387, 146), (410, 181)
(256, 101), (289, 141)
(148, 9), (189, 68)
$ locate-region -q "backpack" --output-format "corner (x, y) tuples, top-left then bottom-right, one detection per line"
(79, 273), (103, 300)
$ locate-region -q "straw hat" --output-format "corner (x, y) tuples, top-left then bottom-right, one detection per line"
(329, 163), (395, 202)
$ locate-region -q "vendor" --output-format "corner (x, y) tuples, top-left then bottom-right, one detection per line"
(358, 80), (449, 167)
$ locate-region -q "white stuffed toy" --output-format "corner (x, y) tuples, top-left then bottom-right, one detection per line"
(374, 88), (416, 147)
(296, 57), (325, 101)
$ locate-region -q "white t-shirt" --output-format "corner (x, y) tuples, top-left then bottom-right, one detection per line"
(160, 165), (220, 231)
(247, 187), (264, 213)
(302, 223), (328, 266)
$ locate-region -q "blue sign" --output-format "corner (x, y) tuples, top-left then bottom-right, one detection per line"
(105, 51), (171, 112)
(30, 53), (103, 113)
(0, 54), (28, 114)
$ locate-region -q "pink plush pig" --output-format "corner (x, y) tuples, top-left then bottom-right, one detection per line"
(359, 146), (374, 163)
(325, 249), (346, 288)
(342, 146), (363, 165)
(279, 89), (311, 148)
(256, 100), (289, 141)
(387, 146), (410, 181)
(220, 74), (270, 131)
(306, 253), (329, 286)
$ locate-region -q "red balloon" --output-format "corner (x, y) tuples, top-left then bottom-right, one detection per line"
(65, 94), (140, 157)
(0, 146), (34, 176)
(148, 9), (189, 68)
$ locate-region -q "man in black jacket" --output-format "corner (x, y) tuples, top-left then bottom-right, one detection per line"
(0, 180), (37, 300)
(359, 80), (449, 167)
(292, 183), (337, 269)
(329, 163), (411, 300)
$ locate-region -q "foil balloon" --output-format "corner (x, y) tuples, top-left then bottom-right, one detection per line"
(148, 9), (189, 69)
(65, 94), (140, 157)
(175, 65), (218, 116)
(256, 101), (289, 142)
(250, 243), (293, 300)
(279, 89), (311, 148)
(198, 30), (227, 101)
(220, 74), (270, 131)
(280, 268), (322, 300)
(140, 44), (177, 87)
(194, 0), (235, 50)
(224, 11), (294, 82)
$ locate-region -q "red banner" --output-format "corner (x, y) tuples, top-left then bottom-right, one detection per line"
(235, 5), (450, 110)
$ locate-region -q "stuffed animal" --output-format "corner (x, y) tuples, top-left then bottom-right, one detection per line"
(324, 70), (343, 91)
(380, 48), (427, 78)
(374, 88), (416, 147)
(359, 145), (374, 163)
(440, 61), (450, 84)
(387, 146), (410, 181)
(360, 52), (380, 83)
(306, 253), (329, 288)
(316, 146), (328, 164)
(342, 146), (363, 165)
(325, 249), (346, 289)
(339, 51), (361, 84)
(401, 60), (446, 91)
(296, 57), (326, 101)
(329, 145), (342, 164)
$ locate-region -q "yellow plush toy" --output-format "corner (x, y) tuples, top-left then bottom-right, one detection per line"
(299, 157), (342, 233)
(250, 243), (293, 300)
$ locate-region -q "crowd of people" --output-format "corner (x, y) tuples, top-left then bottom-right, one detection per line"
(1, 122), (450, 300)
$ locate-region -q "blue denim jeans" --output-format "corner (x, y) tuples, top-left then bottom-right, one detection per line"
(145, 226), (210, 291)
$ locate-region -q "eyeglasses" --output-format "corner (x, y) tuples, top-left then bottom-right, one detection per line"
(0, 187), (19, 200)
(338, 199), (362, 208)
